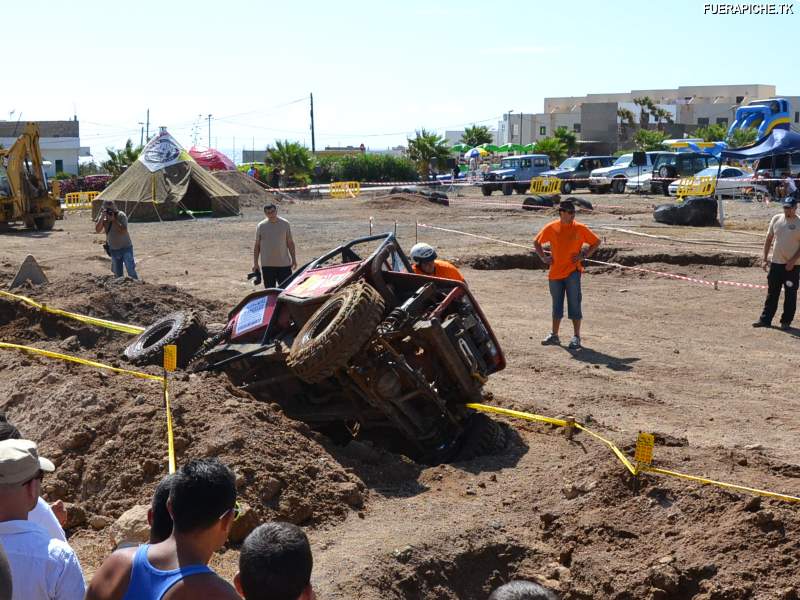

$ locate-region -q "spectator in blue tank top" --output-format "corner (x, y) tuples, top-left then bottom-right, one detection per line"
(86, 458), (241, 600)
(234, 522), (315, 600)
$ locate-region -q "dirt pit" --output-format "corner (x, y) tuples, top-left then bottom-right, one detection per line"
(365, 192), (449, 209)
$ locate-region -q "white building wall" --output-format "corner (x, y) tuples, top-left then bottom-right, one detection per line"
(0, 137), (80, 176)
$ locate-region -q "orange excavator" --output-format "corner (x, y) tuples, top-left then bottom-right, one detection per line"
(0, 123), (62, 230)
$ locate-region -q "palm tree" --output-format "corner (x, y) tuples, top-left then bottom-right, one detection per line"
(264, 140), (312, 185)
(633, 97), (653, 128)
(554, 127), (578, 155)
(532, 137), (568, 164)
(406, 129), (451, 179)
(727, 127), (758, 149)
(461, 124), (493, 147)
(617, 108), (636, 127)
(102, 139), (143, 180)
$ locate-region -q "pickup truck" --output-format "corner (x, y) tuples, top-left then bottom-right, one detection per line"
(540, 156), (615, 194)
(588, 152), (667, 194)
(481, 154), (550, 196)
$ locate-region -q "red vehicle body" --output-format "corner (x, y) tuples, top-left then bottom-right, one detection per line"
(126, 234), (506, 462)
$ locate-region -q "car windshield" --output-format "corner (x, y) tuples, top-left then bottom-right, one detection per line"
(500, 159), (519, 169)
(559, 158), (580, 170)
(613, 154), (633, 167)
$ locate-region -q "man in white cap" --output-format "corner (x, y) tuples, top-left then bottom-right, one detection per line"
(0, 439), (85, 600)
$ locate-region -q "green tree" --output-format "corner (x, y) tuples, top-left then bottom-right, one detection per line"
(617, 108), (636, 127)
(727, 127), (758, 149)
(460, 124), (493, 147)
(406, 129), (451, 179)
(102, 139), (143, 180)
(633, 97), (654, 128)
(264, 140), (313, 185)
(79, 161), (103, 176)
(696, 123), (728, 142)
(554, 126), (578, 155)
(633, 129), (667, 151)
(532, 137), (568, 164)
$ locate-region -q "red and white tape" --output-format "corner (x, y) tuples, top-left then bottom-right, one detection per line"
(417, 223), (768, 291)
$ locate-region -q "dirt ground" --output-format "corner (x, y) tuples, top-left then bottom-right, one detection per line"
(2, 186), (800, 599)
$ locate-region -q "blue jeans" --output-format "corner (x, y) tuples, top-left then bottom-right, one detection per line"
(548, 270), (582, 320)
(110, 246), (138, 279)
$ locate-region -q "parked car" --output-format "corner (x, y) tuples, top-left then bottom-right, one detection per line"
(481, 154), (550, 196)
(667, 166), (769, 199)
(650, 152), (719, 195)
(588, 152), (668, 194)
(540, 156), (615, 194)
(625, 172), (652, 193)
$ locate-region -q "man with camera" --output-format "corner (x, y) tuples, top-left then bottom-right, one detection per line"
(94, 200), (138, 279)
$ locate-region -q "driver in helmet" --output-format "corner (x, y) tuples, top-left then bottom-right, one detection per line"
(409, 243), (465, 282)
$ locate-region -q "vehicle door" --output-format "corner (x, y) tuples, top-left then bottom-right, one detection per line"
(533, 156), (549, 176)
(575, 159), (593, 180)
(519, 157), (533, 180)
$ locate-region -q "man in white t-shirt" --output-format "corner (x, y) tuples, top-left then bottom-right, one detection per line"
(0, 439), (85, 600)
(753, 197), (800, 330)
(777, 171), (798, 200)
(253, 203), (297, 289)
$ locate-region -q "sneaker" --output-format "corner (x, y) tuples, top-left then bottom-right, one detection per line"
(541, 333), (560, 345)
(568, 336), (582, 350)
(752, 320), (770, 328)
(781, 322), (791, 331)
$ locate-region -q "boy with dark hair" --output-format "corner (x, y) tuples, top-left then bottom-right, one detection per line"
(147, 474), (174, 544)
(235, 522), (314, 600)
(489, 580), (558, 600)
(86, 458), (240, 600)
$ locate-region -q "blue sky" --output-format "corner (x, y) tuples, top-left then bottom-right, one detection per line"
(2, 0), (797, 161)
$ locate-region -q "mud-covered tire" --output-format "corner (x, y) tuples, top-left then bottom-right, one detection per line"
(457, 413), (507, 460)
(288, 281), (385, 383)
(481, 186), (492, 196)
(33, 215), (55, 231)
(123, 311), (208, 368)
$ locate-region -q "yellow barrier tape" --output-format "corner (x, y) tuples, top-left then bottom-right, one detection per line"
(468, 402), (799, 503)
(574, 423), (637, 475)
(0, 342), (176, 472)
(0, 342), (163, 381)
(642, 465), (800, 504)
(466, 403), (568, 427)
(0, 290), (145, 335)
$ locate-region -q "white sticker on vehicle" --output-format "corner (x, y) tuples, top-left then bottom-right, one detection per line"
(235, 296), (268, 336)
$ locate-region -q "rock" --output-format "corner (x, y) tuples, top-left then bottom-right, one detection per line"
(658, 555), (675, 564)
(336, 482), (364, 508)
(261, 477), (282, 501)
(63, 503), (87, 529)
(278, 495), (313, 524)
(63, 427), (96, 451)
(43, 372), (63, 385)
(744, 444), (763, 451)
(393, 545), (414, 563)
(540, 512), (560, 529)
(228, 502), (259, 543)
(89, 515), (113, 530)
(109, 504), (150, 546)
(742, 496), (761, 512)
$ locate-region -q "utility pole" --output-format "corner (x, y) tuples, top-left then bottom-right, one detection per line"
(138, 122), (144, 147)
(145, 109), (150, 141)
(310, 92), (316, 153)
(207, 114), (213, 148)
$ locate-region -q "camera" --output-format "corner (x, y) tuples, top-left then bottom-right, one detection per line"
(247, 270), (262, 286)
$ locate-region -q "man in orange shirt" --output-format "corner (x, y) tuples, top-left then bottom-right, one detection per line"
(409, 243), (465, 282)
(533, 200), (600, 349)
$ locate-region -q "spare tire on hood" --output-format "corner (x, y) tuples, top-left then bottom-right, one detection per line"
(653, 197), (718, 226)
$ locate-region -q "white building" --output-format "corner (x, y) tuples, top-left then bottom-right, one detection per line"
(0, 119), (84, 176)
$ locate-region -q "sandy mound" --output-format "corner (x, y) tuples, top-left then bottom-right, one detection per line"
(213, 171), (275, 208)
(0, 274), (365, 534)
(365, 193), (449, 209)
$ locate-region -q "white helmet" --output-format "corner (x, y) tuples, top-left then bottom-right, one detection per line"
(410, 242), (437, 263)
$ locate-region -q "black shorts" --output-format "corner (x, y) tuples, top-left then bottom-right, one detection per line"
(261, 266), (292, 289)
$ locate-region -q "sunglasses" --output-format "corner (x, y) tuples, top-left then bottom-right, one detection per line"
(219, 501), (243, 521)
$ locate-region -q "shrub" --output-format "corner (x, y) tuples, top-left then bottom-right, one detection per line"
(332, 154), (418, 183)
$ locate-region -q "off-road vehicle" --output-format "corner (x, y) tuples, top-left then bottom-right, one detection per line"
(124, 233), (507, 463)
(481, 154), (550, 196)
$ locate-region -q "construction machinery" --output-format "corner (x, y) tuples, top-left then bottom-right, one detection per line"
(0, 123), (63, 230)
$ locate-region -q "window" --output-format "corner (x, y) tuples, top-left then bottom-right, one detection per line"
(716, 117), (728, 125)
(521, 159), (532, 168)
(697, 118), (709, 126)
(512, 124), (520, 136)
(539, 126), (546, 136)
(795, 111), (799, 123)
(573, 123), (581, 133)
(55, 159), (64, 173)
(534, 158), (548, 167)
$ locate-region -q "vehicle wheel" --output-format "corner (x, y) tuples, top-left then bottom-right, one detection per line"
(457, 413), (507, 460)
(481, 186), (492, 197)
(663, 184), (671, 197)
(501, 182), (513, 196)
(124, 311), (208, 368)
(522, 195), (554, 211)
(611, 178), (626, 194)
(33, 215), (55, 231)
(562, 181), (573, 194)
(515, 185), (527, 194)
(288, 281), (385, 383)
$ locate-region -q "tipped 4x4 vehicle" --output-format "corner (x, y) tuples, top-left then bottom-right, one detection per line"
(481, 154), (550, 196)
(124, 234), (507, 463)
